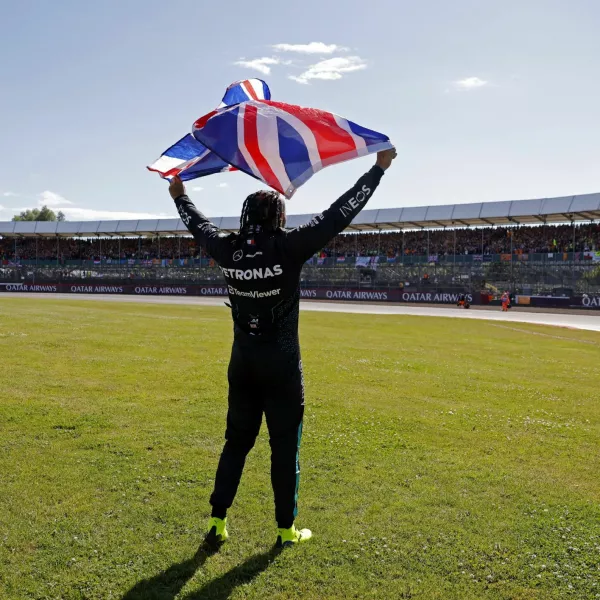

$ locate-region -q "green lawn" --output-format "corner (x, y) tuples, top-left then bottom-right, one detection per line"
(1, 298), (599, 600)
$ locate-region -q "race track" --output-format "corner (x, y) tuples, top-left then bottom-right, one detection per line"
(3, 292), (600, 332)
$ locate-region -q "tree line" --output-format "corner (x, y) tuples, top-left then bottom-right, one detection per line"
(12, 206), (66, 222)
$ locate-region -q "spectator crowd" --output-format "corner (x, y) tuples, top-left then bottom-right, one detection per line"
(1, 223), (599, 262)
(0, 236), (204, 262)
(323, 223), (600, 258)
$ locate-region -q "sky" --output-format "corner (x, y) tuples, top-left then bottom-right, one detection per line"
(0, 0), (598, 222)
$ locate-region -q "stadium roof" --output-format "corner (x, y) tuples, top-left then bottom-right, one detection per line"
(1, 192), (599, 237)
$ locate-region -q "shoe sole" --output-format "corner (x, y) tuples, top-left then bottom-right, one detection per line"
(276, 534), (311, 549)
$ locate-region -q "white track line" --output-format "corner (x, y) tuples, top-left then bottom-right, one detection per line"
(2, 293), (600, 332)
(301, 302), (600, 332)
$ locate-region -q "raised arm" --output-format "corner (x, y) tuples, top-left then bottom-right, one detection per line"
(283, 149), (396, 264)
(169, 176), (230, 263)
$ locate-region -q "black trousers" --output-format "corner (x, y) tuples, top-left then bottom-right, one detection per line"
(209, 332), (305, 529)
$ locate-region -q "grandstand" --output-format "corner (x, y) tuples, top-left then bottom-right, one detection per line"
(1, 193), (599, 300)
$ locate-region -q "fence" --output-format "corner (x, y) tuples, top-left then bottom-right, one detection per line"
(3, 251), (600, 268)
(2, 259), (599, 296)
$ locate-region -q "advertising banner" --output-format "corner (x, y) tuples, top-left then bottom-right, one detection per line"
(574, 295), (600, 309)
(8, 282), (599, 309)
(0, 282), (477, 305)
(299, 289), (476, 304)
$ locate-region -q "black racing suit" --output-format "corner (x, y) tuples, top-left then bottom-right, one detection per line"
(174, 166), (385, 528)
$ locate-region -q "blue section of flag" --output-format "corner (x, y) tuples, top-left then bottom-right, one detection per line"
(347, 120), (390, 147)
(276, 116), (312, 184)
(178, 155), (228, 181)
(163, 134), (205, 160)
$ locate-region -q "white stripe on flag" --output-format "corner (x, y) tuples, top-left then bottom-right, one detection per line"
(147, 155), (188, 174)
(333, 115), (368, 157)
(256, 109), (292, 194)
(172, 150), (210, 176)
(266, 103), (322, 172)
(149, 148), (211, 177)
(237, 104), (263, 181)
(240, 80), (254, 101)
(248, 79), (265, 100)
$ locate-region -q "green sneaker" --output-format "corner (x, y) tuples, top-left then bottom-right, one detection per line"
(276, 524), (312, 548)
(204, 517), (229, 547)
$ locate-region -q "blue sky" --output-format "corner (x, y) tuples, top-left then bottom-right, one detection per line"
(0, 0), (598, 221)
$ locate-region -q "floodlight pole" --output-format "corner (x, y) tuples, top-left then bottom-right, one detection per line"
(572, 220), (576, 291)
(542, 221), (546, 290)
(402, 230), (405, 265)
(453, 227), (456, 269)
(510, 227), (513, 287)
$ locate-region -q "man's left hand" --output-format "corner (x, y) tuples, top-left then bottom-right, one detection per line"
(169, 175), (186, 200)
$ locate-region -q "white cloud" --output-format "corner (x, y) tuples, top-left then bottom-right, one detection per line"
(2, 191), (18, 198)
(192, 186), (204, 192)
(217, 183), (229, 188)
(38, 190), (73, 207)
(273, 42), (347, 54)
(0, 187), (171, 221)
(234, 57), (281, 75)
(59, 207), (170, 221)
(454, 77), (488, 90)
(289, 56), (367, 85)
(0, 203), (170, 221)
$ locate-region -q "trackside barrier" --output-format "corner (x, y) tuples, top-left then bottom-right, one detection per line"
(1, 282), (598, 309)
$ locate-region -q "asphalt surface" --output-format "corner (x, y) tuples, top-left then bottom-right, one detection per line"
(2, 293), (600, 332)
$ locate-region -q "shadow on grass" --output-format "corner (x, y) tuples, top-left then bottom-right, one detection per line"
(181, 547), (280, 600)
(121, 544), (280, 600)
(121, 543), (218, 600)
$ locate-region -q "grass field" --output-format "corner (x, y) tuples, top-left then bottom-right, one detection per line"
(1, 298), (599, 600)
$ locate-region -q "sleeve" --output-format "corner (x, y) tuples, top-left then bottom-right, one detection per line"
(282, 166), (385, 264)
(174, 195), (230, 263)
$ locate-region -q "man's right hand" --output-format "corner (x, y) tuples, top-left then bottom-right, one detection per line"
(376, 148), (397, 171)
(169, 175), (186, 200)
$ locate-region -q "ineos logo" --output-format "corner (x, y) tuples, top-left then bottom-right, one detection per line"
(233, 250), (243, 262)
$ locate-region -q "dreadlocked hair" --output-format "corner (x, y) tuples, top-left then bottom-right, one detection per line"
(238, 190), (286, 244)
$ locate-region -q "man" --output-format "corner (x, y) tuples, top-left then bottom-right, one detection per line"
(169, 148), (396, 549)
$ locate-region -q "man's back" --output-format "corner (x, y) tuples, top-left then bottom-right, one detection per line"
(172, 163), (390, 338)
(216, 229), (304, 337)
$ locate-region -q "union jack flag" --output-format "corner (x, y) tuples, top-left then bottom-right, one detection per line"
(149, 80), (392, 198)
(147, 79), (271, 181)
(192, 100), (392, 198)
